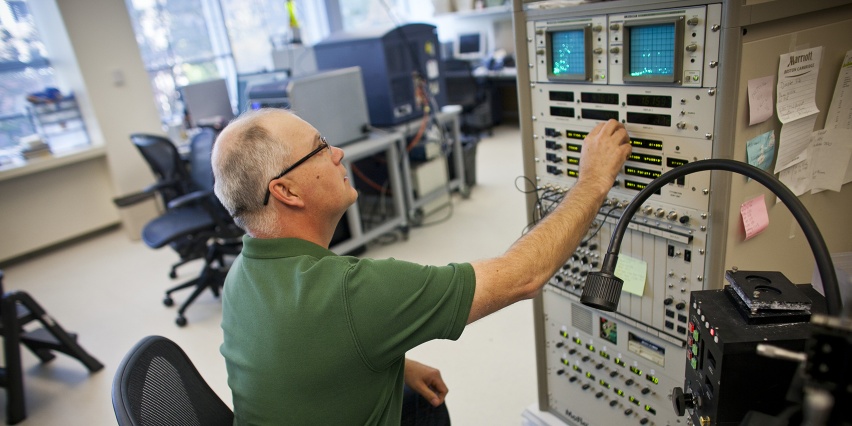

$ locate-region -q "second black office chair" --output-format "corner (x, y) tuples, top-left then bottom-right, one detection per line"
(114, 134), (208, 279)
(140, 128), (243, 326)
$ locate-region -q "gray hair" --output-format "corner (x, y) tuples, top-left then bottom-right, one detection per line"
(212, 109), (293, 236)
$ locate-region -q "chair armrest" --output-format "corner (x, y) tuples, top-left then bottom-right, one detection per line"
(112, 179), (184, 208)
(113, 191), (156, 208)
(167, 190), (213, 209)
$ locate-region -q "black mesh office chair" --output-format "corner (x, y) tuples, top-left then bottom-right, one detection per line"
(140, 128), (243, 326)
(0, 271), (104, 424)
(113, 134), (207, 279)
(443, 58), (492, 135)
(112, 335), (233, 426)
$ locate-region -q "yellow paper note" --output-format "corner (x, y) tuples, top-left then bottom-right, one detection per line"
(614, 255), (647, 297)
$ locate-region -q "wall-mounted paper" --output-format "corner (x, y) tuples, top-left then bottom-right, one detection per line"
(810, 129), (852, 193)
(748, 75), (775, 125)
(746, 131), (775, 172)
(741, 194), (769, 240)
(777, 47), (822, 123)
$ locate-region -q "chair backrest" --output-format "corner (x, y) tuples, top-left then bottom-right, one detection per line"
(187, 128), (216, 192)
(130, 134), (192, 204)
(112, 335), (233, 426)
(186, 128), (237, 228)
(443, 59), (480, 108)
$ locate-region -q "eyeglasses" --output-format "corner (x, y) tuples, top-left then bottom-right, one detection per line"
(263, 136), (330, 205)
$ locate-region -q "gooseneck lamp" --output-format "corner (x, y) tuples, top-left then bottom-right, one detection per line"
(580, 159), (842, 316)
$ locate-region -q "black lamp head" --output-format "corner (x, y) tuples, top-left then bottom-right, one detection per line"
(581, 256), (623, 311)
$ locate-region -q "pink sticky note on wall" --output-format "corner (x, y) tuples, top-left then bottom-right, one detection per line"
(741, 194), (769, 240)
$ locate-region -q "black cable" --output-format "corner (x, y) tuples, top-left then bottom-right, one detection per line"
(581, 205), (619, 246)
(587, 159), (841, 316)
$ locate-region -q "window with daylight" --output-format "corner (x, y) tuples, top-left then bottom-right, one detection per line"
(125, 0), (328, 127)
(0, 0), (58, 152)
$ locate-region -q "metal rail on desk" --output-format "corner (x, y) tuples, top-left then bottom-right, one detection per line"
(331, 131), (408, 255)
(381, 108), (469, 225)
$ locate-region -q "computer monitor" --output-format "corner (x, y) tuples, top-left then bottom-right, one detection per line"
(180, 79), (235, 128)
(236, 70), (290, 114)
(454, 32), (487, 60)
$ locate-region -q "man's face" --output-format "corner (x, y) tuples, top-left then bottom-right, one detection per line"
(267, 112), (359, 217)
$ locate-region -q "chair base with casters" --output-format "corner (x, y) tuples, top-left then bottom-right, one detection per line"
(163, 238), (241, 327)
(112, 335), (233, 426)
(0, 271), (104, 425)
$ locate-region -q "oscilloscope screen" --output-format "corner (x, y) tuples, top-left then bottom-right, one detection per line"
(623, 18), (683, 84)
(547, 26), (591, 81)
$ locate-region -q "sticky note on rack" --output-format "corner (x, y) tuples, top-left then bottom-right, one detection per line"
(614, 255), (647, 297)
(741, 194), (769, 240)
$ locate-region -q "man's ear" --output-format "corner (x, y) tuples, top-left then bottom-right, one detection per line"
(268, 178), (305, 208)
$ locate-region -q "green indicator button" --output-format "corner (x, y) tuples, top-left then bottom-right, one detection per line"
(691, 358), (698, 369)
(693, 330), (700, 341)
(692, 344), (698, 356)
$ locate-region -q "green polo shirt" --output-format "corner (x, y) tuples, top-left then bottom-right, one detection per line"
(220, 236), (476, 425)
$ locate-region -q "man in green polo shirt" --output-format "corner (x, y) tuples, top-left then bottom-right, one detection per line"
(212, 109), (630, 425)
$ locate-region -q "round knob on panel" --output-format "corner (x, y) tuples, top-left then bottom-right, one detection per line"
(679, 215), (691, 224)
(537, 49), (545, 55)
(582, 383), (591, 390)
(593, 25), (603, 32)
(594, 47), (604, 55)
(625, 379), (634, 386)
(643, 205), (654, 215)
(596, 391), (604, 399)
(655, 208), (666, 218)
(664, 297), (674, 306)
(536, 29), (545, 35)
(667, 211), (679, 221)
(672, 387), (697, 416)
(677, 122), (687, 130)
(687, 17), (700, 26)
(686, 43), (698, 52)
(596, 363), (604, 370)
(569, 376), (578, 382)
(582, 356), (591, 362)
(610, 47), (620, 54)
(610, 371), (619, 378)
(641, 387), (651, 395)
(640, 419), (650, 425)
(610, 23), (621, 31)
(556, 341), (565, 347)
(557, 369), (565, 375)
(624, 408), (634, 416)
(676, 301), (687, 310)
(610, 400), (619, 407)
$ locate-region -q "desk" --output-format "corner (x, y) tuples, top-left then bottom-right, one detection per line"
(383, 108), (469, 225)
(476, 68), (518, 125)
(331, 131), (408, 255)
